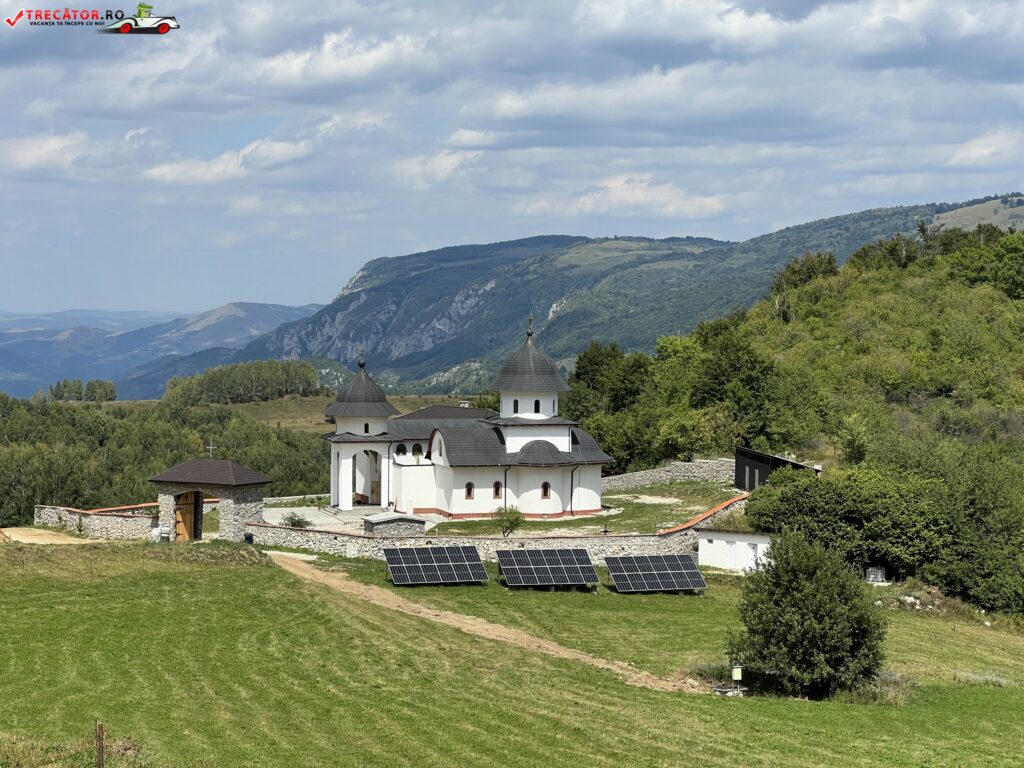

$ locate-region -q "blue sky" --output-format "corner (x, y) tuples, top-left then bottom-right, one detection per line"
(1, 0), (1022, 313)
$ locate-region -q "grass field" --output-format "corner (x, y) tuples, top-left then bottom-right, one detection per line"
(432, 480), (735, 535)
(228, 395), (477, 434)
(2, 543), (1024, 767)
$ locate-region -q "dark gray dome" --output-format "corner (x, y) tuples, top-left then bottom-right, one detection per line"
(325, 359), (400, 419)
(491, 327), (569, 392)
(511, 440), (576, 466)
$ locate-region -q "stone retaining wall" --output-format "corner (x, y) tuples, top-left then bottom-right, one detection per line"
(601, 458), (735, 492)
(245, 521), (697, 564)
(34, 505), (158, 540)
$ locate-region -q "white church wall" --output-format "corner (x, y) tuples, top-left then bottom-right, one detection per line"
(512, 466), (567, 516)
(393, 463), (436, 513)
(449, 468), (508, 516)
(500, 391), (559, 419)
(433, 464), (454, 514)
(334, 416), (390, 436)
(503, 425), (572, 453)
(697, 530), (772, 573)
(571, 465), (603, 513)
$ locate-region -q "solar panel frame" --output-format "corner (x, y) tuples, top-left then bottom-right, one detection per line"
(384, 546), (488, 585)
(605, 553), (706, 594)
(495, 548), (599, 588)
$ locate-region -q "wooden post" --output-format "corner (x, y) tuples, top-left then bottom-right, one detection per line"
(95, 721), (105, 768)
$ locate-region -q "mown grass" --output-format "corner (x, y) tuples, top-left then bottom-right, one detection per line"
(3, 543), (1024, 767)
(432, 480), (735, 535)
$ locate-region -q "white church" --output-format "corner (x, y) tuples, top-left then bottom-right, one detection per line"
(325, 322), (612, 519)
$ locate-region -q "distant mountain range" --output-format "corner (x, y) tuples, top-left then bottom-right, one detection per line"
(0, 303), (321, 398)
(2, 194), (1018, 399)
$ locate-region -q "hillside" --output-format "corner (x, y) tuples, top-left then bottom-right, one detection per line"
(0, 302), (321, 398)
(242, 197), (1013, 390)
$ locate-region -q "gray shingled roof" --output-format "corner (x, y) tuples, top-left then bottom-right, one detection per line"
(150, 459), (271, 487)
(511, 440), (577, 466)
(324, 359), (400, 419)
(569, 427), (614, 465)
(491, 329), (570, 392)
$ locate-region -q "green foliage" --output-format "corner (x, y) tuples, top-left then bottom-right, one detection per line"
(163, 360), (325, 406)
(727, 531), (886, 699)
(745, 468), (950, 581)
(834, 412), (870, 464)
(0, 394), (328, 526)
(495, 505), (524, 537)
(281, 511), (313, 529)
(472, 390), (500, 412)
(83, 379), (117, 402)
(47, 378), (115, 402)
(771, 251), (839, 294)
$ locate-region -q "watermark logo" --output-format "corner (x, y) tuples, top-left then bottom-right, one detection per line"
(4, 4), (179, 32)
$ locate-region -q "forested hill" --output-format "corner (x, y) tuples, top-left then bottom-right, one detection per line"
(241, 201), (962, 385)
(240, 195), (1024, 389)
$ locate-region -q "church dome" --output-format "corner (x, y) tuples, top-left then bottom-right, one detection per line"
(324, 357), (400, 419)
(511, 440), (576, 466)
(491, 320), (570, 392)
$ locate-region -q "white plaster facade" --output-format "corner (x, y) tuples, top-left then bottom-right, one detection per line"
(697, 530), (772, 573)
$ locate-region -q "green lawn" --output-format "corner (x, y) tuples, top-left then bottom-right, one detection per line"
(2, 543), (1024, 767)
(432, 480), (736, 535)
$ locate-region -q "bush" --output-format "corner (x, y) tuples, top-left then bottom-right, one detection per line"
(494, 505), (523, 538)
(281, 511), (312, 529)
(727, 531), (886, 700)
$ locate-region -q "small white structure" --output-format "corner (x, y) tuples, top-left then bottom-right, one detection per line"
(324, 319), (612, 519)
(697, 530), (771, 573)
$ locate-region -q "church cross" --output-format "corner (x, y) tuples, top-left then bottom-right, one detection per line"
(206, 440), (216, 459)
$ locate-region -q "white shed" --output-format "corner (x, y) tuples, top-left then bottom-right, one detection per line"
(697, 530), (772, 573)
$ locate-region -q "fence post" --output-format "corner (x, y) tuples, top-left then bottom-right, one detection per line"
(95, 721), (105, 768)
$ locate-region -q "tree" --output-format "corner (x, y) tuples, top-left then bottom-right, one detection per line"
(727, 531), (886, 700)
(84, 380), (117, 402)
(770, 251), (839, 294)
(495, 505), (523, 537)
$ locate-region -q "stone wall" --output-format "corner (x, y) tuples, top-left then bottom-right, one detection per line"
(34, 505), (157, 540)
(155, 483), (264, 543)
(601, 458), (735, 492)
(245, 521), (697, 564)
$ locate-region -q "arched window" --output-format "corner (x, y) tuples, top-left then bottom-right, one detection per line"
(364, 423), (370, 434)
(534, 399), (541, 414)
(465, 482), (475, 500)
(552, 398), (557, 414)
(493, 481), (502, 499)
(541, 481), (551, 500)
(395, 443), (407, 455)
(412, 443), (423, 456)
(513, 399), (519, 414)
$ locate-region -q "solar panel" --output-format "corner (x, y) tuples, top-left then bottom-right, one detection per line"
(495, 548), (599, 587)
(383, 546), (488, 585)
(605, 554), (706, 594)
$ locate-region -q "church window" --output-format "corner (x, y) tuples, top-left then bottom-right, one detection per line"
(513, 399), (519, 414)
(412, 443), (423, 456)
(395, 444), (407, 455)
(534, 399), (541, 414)
(541, 482), (551, 500)
(465, 482), (475, 500)
(364, 423), (370, 434)
(552, 399), (556, 414)
(493, 481), (502, 499)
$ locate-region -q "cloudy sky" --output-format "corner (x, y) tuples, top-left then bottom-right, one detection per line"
(1, 0), (1022, 313)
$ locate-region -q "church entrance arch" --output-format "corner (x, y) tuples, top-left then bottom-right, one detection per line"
(173, 490), (202, 541)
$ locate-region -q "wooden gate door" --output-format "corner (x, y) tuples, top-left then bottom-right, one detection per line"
(175, 492), (196, 541)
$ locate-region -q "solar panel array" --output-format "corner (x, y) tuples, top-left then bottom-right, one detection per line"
(496, 548), (599, 587)
(605, 554), (706, 593)
(384, 546), (488, 585)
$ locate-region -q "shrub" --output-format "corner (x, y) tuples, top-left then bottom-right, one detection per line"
(833, 672), (916, 707)
(494, 506), (524, 538)
(281, 511), (312, 529)
(727, 531), (886, 700)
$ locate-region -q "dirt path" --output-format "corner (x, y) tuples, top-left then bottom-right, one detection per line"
(0, 527), (100, 545)
(270, 553), (703, 694)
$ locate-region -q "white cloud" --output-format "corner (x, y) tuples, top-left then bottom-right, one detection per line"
(447, 129), (500, 148)
(392, 150), (481, 190)
(0, 132), (87, 171)
(257, 29), (434, 87)
(521, 173), (726, 218)
(123, 127), (151, 143)
(948, 129), (1023, 168)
